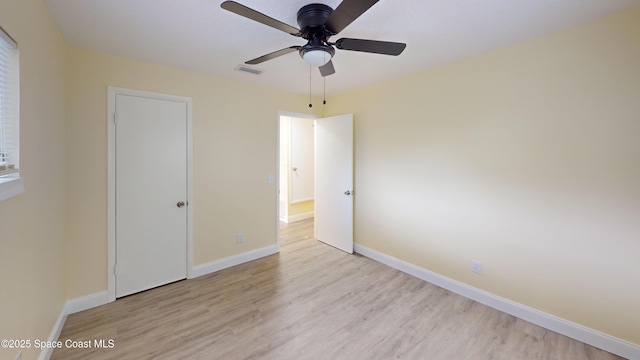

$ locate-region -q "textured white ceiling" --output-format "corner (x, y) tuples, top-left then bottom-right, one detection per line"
(45, 0), (640, 96)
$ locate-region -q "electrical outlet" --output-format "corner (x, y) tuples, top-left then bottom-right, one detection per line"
(236, 233), (244, 244)
(472, 260), (482, 274)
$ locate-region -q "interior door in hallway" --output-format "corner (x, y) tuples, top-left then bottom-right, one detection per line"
(115, 94), (188, 298)
(290, 116), (315, 204)
(315, 114), (354, 254)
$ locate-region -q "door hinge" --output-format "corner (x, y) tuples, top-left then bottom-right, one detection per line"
(113, 113), (118, 125)
(113, 265), (117, 276)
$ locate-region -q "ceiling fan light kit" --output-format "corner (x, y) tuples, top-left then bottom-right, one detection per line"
(302, 49), (332, 66)
(220, 0), (406, 77)
(300, 37), (335, 66)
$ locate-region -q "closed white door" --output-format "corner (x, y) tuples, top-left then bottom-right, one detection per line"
(315, 114), (353, 254)
(115, 94), (187, 297)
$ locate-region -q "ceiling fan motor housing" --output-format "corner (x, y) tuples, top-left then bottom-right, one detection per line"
(297, 4), (335, 62)
(297, 3), (333, 36)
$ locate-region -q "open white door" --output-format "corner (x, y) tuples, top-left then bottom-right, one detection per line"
(315, 114), (353, 254)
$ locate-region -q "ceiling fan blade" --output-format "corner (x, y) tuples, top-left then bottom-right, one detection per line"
(324, 0), (380, 34)
(221, 1), (300, 36)
(335, 38), (406, 56)
(319, 60), (336, 77)
(245, 46), (301, 65)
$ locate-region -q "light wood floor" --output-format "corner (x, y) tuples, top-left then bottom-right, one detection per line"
(52, 219), (622, 360)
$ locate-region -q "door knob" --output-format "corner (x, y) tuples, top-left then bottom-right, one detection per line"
(344, 190), (351, 196)
(177, 201), (185, 208)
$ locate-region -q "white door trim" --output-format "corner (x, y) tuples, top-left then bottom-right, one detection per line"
(276, 110), (317, 252)
(107, 86), (194, 303)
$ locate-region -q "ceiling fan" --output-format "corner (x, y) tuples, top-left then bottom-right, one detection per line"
(220, 0), (407, 77)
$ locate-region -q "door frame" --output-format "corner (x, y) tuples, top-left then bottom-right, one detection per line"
(276, 110), (317, 251)
(107, 86), (194, 302)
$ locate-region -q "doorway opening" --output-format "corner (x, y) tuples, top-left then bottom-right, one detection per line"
(276, 111), (354, 254)
(279, 113), (317, 225)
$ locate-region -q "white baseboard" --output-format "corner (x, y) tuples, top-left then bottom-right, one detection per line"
(190, 245), (279, 278)
(39, 291), (109, 360)
(67, 291), (109, 314)
(354, 244), (640, 360)
(282, 212), (314, 224)
(38, 303), (68, 360)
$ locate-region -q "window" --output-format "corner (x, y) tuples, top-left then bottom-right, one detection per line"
(0, 25), (22, 201)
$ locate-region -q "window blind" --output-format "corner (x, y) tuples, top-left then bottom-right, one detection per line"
(0, 26), (19, 177)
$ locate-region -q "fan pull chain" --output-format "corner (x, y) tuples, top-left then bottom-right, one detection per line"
(308, 66), (313, 108)
(323, 76), (326, 105)
(322, 51), (327, 105)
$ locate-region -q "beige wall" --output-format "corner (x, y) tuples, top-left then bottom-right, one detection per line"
(325, 7), (640, 345)
(0, 1), (68, 359)
(66, 48), (320, 298)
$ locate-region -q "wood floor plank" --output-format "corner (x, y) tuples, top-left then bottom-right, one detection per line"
(51, 219), (623, 359)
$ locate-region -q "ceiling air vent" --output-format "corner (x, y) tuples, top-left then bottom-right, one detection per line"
(234, 64), (263, 75)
